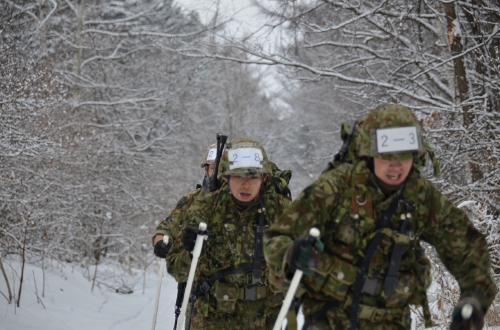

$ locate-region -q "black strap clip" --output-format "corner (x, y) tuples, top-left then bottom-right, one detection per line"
(198, 282), (211, 296)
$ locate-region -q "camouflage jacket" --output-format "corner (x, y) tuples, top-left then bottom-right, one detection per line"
(167, 182), (291, 286)
(264, 161), (496, 316)
(151, 188), (204, 246)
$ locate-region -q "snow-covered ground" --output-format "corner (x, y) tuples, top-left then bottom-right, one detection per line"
(0, 258), (301, 330)
(0, 258), (304, 330)
(1, 258), (497, 330)
(0, 258), (178, 330)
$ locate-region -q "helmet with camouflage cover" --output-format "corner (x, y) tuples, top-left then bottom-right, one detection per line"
(200, 143), (217, 168)
(356, 104), (425, 161)
(218, 138), (272, 178)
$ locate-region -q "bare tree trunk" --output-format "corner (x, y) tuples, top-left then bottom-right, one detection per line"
(91, 221), (103, 293)
(0, 257), (12, 303)
(32, 270), (46, 308)
(443, 2), (483, 183)
(91, 235), (101, 293)
(73, 0), (84, 102)
(143, 266), (147, 295)
(39, 0), (47, 58)
(17, 225), (27, 307)
(463, 0), (500, 203)
(42, 246), (46, 297)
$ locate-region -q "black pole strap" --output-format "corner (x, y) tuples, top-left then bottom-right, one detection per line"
(173, 281), (187, 330)
(185, 282), (198, 330)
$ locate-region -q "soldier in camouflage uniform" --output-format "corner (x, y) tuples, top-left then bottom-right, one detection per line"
(264, 105), (497, 330)
(152, 143), (217, 257)
(167, 138), (291, 329)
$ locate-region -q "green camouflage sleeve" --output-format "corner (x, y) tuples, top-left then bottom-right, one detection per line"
(421, 185), (498, 312)
(264, 169), (346, 290)
(166, 191), (216, 283)
(151, 188), (202, 246)
(165, 231), (192, 283)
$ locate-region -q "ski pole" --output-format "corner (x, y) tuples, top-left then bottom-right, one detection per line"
(173, 282), (187, 330)
(151, 236), (169, 330)
(273, 228), (321, 330)
(175, 222), (208, 330)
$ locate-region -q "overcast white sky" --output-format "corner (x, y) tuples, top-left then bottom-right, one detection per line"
(174, 0), (266, 35)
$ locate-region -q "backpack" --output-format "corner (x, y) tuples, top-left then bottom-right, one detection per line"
(268, 161), (292, 201)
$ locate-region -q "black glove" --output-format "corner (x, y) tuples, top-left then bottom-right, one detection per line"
(182, 227), (198, 252)
(153, 239), (172, 258)
(450, 297), (484, 330)
(286, 236), (324, 276)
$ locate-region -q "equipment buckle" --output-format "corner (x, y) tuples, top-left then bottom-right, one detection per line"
(359, 305), (385, 323)
(247, 273), (253, 285)
(370, 308), (385, 323)
(361, 277), (379, 295)
(248, 272), (263, 285)
(244, 286), (257, 301)
(198, 282), (211, 296)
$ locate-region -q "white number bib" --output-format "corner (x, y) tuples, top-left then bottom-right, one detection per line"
(376, 126), (420, 154)
(228, 148), (263, 169)
(206, 147), (217, 162)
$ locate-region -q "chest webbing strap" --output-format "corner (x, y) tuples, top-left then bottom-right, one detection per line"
(302, 189), (404, 330)
(197, 200), (268, 295)
(383, 203), (413, 296)
(348, 189), (403, 330)
(252, 201), (267, 284)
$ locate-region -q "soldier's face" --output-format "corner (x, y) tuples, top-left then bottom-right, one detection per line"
(373, 158), (413, 185)
(205, 164), (215, 177)
(225, 174), (264, 202)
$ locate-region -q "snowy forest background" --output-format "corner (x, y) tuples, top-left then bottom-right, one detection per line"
(1, 0), (499, 328)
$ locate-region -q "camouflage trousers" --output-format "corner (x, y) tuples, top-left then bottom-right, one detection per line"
(190, 299), (281, 330)
(304, 305), (411, 330)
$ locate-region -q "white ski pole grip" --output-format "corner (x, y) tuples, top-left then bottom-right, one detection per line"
(273, 228), (321, 330)
(461, 303), (473, 320)
(176, 222), (208, 330)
